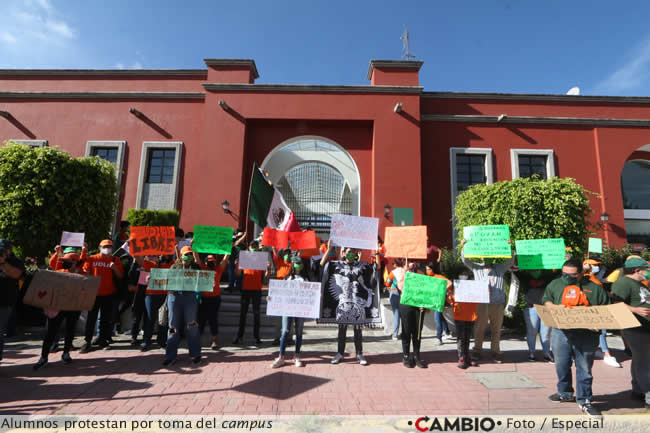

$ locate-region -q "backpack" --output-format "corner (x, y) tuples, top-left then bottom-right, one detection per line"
(561, 284), (590, 308)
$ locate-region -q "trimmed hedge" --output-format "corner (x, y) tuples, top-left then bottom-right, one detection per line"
(126, 208), (180, 228)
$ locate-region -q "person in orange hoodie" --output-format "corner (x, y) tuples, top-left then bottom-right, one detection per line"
(33, 252), (86, 370)
(80, 239), (124, 352)
(197, 253), (229, 350)
(233, 240), (270, 345)
(49, 244), (88, 271)
(447, 269), (479, 369)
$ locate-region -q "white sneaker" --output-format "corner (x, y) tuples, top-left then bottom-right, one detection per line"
(604, 356), (621, 368)
(391, 333), (398, 340)
(433, 338), (443, 346)
(357, 354), (368, 366)
(294, 357), (304, 367)
(331, 353), (344, 364)
(271, 356), (285, 369)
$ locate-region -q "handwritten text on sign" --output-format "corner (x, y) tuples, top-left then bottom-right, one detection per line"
(60, 231), (85, 247)
(534, 303), (641, 330)
(329, 214), (378, 251)
(130, 226), (176, 256)
(266, 279), (322, 319)
(400, 271), (447, 312)
(149, 268), (215, 292)
(193, 225), (234, 255)
(453, 279), (489, 303)
(515, 238), (566, 270)
(463, 225), (511, 258)
(384, 225), (428, 259)
(239, 251), (269, 271)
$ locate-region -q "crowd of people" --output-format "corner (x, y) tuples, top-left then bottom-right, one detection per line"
(0, 222), (648, 418)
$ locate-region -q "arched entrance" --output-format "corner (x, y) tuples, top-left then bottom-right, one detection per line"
(621, 143), (650, 247)
(261, 136), (360, 236)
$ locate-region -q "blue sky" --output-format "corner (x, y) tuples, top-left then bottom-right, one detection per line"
(1, 0), (650, 96)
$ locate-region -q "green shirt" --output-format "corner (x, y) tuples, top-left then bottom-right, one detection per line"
(611, 276), (650, 331)
(542, 276), (609, 306)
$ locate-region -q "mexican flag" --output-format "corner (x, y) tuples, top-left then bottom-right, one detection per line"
(248, 163), (300, 232)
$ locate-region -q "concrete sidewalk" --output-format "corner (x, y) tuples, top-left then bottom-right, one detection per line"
(0, 329), (646, 416)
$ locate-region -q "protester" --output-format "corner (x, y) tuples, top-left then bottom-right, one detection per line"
(33, 251), (85, 369)
(270, 247), (293, 345)
(140, 255), (171, 351)
(0, 239), (25, 363)
(164, 246), (202, 365)
(126, 256), (147, 347)
(197, 253), (229, 350)
(49, 244), (88, 271)
(113, 220), (131, 255)
(461, 238), (515, 363)
(80, 239), (124, 352)
(227, 229), (247, 292)
(447, 268), (478, 368)
(611, 257), (650, 409)
(543, 258), (609, 418)
(112, 254), (134, 336)
(426, 242), (442, 264)
(516, 269), (555, 362)
(232, 240), (270, 345)
(426, 262), (452, 345)
(271, 256), (310, 368)
(385, 258), (406, 340)
(321, 241), (379, 366)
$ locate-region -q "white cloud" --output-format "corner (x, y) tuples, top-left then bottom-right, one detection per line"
(594, 35), (650, 95)
(0, 0), (76, 48)
(0, 31), (17, 44)
(45, 18), (75, 38)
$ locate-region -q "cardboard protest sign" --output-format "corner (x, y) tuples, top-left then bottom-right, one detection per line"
(393, 207), (414, 226)
(535, 303), (641, 330)
(60, 231), (85, 247)
(138, 271), (150, 286)
(266, 279), (322, 319)
(453, 279), (489, 303)
(193, 225), (233, 254)
(301, 236), (321, 258)
(261, 227), (289, 249)
(463, 225), (512, 258)
(329, 214), (378, 250)
(515, 238), (565, 270)
(400, 271), (447, 312)
(288, 230), (317, 250)
(239, 251), (269, 271)
(588, 237), (603, 254)
(23, 270), (100, 311)
(130, 226), (176, 256)
(384, 225), (427, 259)
(149, 268), (215, 292)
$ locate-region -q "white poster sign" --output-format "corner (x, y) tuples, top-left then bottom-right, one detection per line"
(453, 279), (490, 304)
(239, 251), (269, 271)
(60, 231), (85, 247)
(329, 214), (379, 251)
(266, 279), (322, 319)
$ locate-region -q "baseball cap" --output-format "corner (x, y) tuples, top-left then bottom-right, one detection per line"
(291, 256), (302, 264)
(583, 259), (602, 265)
(180, 246), (193, 256)
(206, 255), (217, 262)
(99, 239), (113, 247)
(624, 257), (649, 269)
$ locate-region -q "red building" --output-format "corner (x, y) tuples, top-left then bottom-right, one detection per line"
(1, 59), (649, 249)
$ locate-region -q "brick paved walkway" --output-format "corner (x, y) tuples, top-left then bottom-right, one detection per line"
(0, 331), (647, 416)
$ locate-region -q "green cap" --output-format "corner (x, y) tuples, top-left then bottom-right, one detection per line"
(624, 257), (649, 269)
(63, 247), (78, 254)
(291, 256), (302, 264)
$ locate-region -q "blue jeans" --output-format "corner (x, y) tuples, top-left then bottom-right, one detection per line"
(227, 261), (242, 290)
(435, 311), (450, 339)
(599, 329), (609, 353)
(280, 316), (304, 356)
(389, 292), (400, 335)
(551, 328), (599, 405)
(144, 294), (167, 346)
(165, 292), (201, 361)
(523, 307), (551, 355)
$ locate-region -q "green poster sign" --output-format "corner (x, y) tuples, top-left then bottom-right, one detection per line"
(588, 237), (603, 254)
(193, 225), (233, 254)
(463, 225), (512, 258)
(400, 271), (447, 312)
(393, 207), (414, 226)
(515, 238), (566, 270)
(149, 268), (215, 292)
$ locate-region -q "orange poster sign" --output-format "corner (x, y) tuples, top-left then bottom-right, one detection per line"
(384, 225), (428, 259)
(261, 227), (289, 249)
(130, 226), (176, 256)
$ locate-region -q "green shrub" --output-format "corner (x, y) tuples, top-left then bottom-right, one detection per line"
(0, 142), (118, 259)
(439, 247), (467, 280)
(126, 208), (180, 227)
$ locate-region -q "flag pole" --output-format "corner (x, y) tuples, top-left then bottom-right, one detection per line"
(245, 162), (256, 238)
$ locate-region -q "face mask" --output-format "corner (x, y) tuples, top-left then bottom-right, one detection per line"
(345, 252), (357, 262)
(100, 248), (112, 255)
(458, 275), (469, 280)
(293, 264), (303, 271)
(561, 273), (578, 285)
(530, 271), (542, 279)
(591, 266), (600, 274)
(283, 255), (290, 262)
(182, 255), (193, 263)
(62, 261), (74, 270)
(645, 271), (650, 281)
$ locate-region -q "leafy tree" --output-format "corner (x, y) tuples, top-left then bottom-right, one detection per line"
(0, 142), (118, 259)
(454, 176), (595, 254)
(126, 208), (180, 227)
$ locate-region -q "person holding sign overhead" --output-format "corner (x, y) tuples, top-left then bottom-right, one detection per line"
(542, 258), (609, 418)
(233, 240), (270, 345)
(385, 258), (407, 340)
(460, 237), (514, 364)
(448, 269), (478, 369)
(197, 253), (229, 350)
(163, 245), (203, 366)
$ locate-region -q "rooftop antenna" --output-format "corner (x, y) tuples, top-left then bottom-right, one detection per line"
(401, 26), (415, 60)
